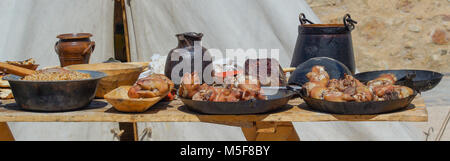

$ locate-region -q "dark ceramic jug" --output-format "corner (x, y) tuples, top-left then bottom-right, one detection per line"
(164, 32), (212, 86)
(290, 14), (357, 74)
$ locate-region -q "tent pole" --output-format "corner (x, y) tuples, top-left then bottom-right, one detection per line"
(113, 0), (131, 62)
(114, 0), (136, 141)
(119, 122), (138, 141)
(121, 0), (131, 62)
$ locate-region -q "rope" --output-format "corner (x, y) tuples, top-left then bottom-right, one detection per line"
(110, 128), (125, 141)
(139, 128), (152, 141)
(435, 110), (450, 141)
(424, 127), (434, 141)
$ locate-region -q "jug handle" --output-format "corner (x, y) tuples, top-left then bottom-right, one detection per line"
(299, 13), (314, 25)
(81, 41), (96, 55)
(343, 14), (358, 31)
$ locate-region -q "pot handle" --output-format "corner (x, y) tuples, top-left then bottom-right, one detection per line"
(81, 41), (96, 55)
(286, 85), (305, 98)
(299, 13), (314, 25)
(54, 41), (59, 55)
(343, 14), (358, 31)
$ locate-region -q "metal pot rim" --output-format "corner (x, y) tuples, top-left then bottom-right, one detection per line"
(3, 70), (107, 83)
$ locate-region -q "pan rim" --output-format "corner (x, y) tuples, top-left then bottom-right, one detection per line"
(355, 69), (443, 79)
(301, 91), (418, 105)
(180, 90), (296, 104)
(3, 70), (107, 83)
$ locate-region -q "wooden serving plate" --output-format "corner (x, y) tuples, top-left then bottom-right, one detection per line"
(104, 86), (167, 113)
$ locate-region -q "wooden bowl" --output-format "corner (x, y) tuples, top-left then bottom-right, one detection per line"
(124, 62), (150, 71)
(104, 86), (166, 113)
(65, 63), (144, 98)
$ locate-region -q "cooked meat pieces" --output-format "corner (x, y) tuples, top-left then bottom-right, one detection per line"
(179, 72), (202, 99)
(303, 82), (322, 96)
(352, 86), (373, 102)
(149, 74), (175, 91)
(210, 88), (241, 102)
(327, 79), (341, 91)
(367, 74), (396, 89)
(237, 76), (266, 101)
(180, 72), (266, 102)
(303, 66), (414, 102)
(375, 74), (397, 84)
(306, 66), (330, 87)
(302, 66), (330, 97)
(191, 85), (246, 102)
(396, 85), (414, 98)
(128, 74), (173, 98)
(374, 85), (414, 101)
(327, 75), (364, 92)
(192, 84), (217, 101)
(323, 90), (353, 102)
(342, 74), (365, 88)
(368, 74), (413, 101)
(309, 86), (328, 100)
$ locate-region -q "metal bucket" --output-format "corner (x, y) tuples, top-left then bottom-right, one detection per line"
(291, 13), (357, 74)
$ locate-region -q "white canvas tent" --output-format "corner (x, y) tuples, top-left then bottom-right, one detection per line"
(0, 0), (435, 141)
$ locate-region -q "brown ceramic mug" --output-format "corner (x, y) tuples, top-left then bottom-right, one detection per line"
(55, 33), (95, 67)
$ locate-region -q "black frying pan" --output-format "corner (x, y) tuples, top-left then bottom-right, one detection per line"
(354, 70), (443, 92)
(179, 87), (296, 115)
(298, 88), (418, 115)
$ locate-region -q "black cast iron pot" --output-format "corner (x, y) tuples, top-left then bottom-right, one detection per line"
(291, 13), (357, 74)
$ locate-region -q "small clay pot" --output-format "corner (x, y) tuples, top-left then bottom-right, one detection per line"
(55, 33), (95, 67)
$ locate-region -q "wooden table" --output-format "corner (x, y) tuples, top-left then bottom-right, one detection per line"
(0, 96), (428, 141)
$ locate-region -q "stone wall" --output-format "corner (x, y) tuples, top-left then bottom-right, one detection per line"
(306, 0), (449, 73)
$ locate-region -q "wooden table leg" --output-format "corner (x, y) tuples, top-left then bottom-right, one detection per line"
(241, 121), (300, 141)
(118, 122), (138, 141)
(0, 122), (15, 141)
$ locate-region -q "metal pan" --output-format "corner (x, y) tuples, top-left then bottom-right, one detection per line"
(354, 70), (443, 92)
(298, 88), (418, 115)
(3, 70), (106, 112)
(179, 87), (296, 115)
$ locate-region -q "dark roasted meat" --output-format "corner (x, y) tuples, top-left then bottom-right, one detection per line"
(244, 58), (287, 86)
